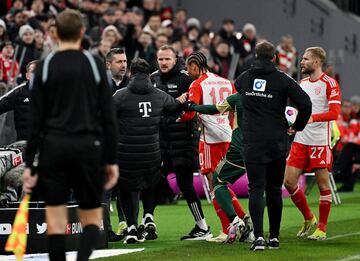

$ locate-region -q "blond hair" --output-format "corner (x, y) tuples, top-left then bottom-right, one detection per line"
(305, 47), (326, 64)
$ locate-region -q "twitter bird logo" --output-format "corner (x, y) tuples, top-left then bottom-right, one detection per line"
(36, 223), (47, 234)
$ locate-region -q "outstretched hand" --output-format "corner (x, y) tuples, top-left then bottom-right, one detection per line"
(176, 92), (188, 104)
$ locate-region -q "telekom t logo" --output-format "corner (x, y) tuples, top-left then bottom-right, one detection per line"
(139, 102), (152, 117)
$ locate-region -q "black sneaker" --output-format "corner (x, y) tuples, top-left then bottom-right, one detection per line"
(108, 230), (122, 242)
(137, 227), (146, 242)
(180, 225), (212, 241)
(267, 238), (279, 249)
(124, 227), (145, 244)
(250, 237), (266, 251)
(145, 222), (158, 240)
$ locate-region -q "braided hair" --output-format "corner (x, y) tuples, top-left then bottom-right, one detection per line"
(186, 51), (209, 73)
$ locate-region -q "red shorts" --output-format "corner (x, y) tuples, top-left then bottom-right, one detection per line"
(287, 142), (333, 173)
(199, 141), (230, 174)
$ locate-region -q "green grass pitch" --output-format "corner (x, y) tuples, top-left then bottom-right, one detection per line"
(98, 184), (360, 261)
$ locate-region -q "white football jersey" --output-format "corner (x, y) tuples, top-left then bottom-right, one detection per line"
(294, 73), (341, 146)
(188, 72), (234, 143)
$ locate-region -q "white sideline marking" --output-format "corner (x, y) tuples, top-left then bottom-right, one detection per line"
(333, 254), (360, 261)
(0, 248), (145, 260)
(326, 232), (360, 240)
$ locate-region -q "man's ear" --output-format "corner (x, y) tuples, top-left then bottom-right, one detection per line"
(271, 54), (276, 62)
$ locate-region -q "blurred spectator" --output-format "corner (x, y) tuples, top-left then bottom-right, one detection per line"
(275, 34), (298, 78)
(90, 7), (125, 44)
(212, 41), (231, 78)
(34, 29), (44, 55)
(173, 8), (187, 34)
(199, 30), (212, 49)
(186, 17), (201, 31)
(91, 39), (112, 62)
(335, 99), (352, 153)
(42, 22), (59, 57)
(143, 12), (162, 37)
(335, 96), (360, 192)
(218, 19), (238, 53)
(101, 24), (122, 48)
(0, 19), (9, 45)
(187, 26), (200, 47)
(29, 0), (45, 17)
(15, 24), (41, 82)
(159, 19), (173, 39)
(136, 31), (156, 68)
(142, 0), (158, 23)
(238, 23), (257, 59)
(155, 33), (169, 51)
(6, 9), (29, 41)
(0, 42), (19, 84)
(160, 6), (173, 21)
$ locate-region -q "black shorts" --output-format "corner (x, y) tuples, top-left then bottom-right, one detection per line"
(36, 134), (105, 209)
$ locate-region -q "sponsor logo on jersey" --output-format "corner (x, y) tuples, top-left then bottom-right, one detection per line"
(23, 97), (29, 102)
(139, 102), (152, 117)
(320, 160), (326, 164)
(253, 79), (267, 92)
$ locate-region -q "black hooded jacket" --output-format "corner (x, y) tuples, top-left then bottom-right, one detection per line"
(113, 72), (181, 190)
(150, 58), (199, 170)
(0, 81), (30, 140)
(235, 59), (312, 163)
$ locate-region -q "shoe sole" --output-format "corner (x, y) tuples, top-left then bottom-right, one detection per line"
(307, 236), (326, 240)
(251, 245), (265, 251)
(181, 233), (213, 241)
(206, 234), (227, 243)
(206, 238), (226, 243)
(268, 246), (279, 249)
(124, 235), (138, 244)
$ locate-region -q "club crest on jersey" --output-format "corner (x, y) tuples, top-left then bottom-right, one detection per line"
(253, 79), (266, 92)
(315, 86), (322, 95)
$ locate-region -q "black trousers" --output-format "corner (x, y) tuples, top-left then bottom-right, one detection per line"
(246, 156), (286, 239)
(161, 152), (205, 222)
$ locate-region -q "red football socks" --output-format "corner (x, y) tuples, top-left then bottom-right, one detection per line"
(212, 198), (230, 234)
(229, 188), (246, 219)
(289, 186), (313, 220)
(318, 190), (332, 232)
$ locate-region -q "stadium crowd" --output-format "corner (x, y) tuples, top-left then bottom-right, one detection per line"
(0, 0), (360, 255)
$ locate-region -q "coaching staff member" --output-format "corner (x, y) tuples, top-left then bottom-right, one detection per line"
(113, 58), (187, 243)
(150, 45), (207, 240)
(234, 40), (311, 251)
(22, 10), (119, 261)
(0, 60), (37, 141)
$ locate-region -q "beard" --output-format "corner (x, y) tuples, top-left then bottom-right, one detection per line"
(301, 66), (314, 75)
